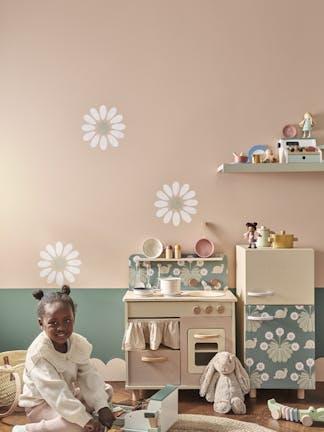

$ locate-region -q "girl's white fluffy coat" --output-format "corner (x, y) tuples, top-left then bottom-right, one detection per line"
(19, 332), (108, 427)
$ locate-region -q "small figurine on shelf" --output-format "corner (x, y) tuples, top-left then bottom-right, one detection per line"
(244, 222), (259, 248)
(262, 148), (278, 163)
(299, 112), (316, 138)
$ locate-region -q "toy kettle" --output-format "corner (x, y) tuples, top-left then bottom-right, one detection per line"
(256, 226), (272, 248)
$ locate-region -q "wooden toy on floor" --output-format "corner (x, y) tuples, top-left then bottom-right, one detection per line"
(111, 385), (178, 432)
(268, 398), (324, 426)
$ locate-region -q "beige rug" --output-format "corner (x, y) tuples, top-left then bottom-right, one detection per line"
(169, 414), (275, 432)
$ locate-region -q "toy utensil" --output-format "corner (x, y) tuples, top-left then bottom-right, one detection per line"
(146, 262), (152, 288)
(135, 262), (145, 288)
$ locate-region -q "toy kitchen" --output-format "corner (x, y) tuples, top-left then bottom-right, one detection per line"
(122, 253), (236, 399)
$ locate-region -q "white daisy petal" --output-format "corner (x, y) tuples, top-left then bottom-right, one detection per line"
(108, 134), (119, 147)
(172, 211), (180, 226)
(81, 124), (96, 132)
(110, 130), (124, 139)
(64, 270), (75, 283)
(89, 108), (100, 121)
(183, 199), (198, 206)
(56, 242), (63, 256)
(183, 206), (197, 214)
(46, 244), (56, 258)
(83, 114), (96, 125)
(66, 250), (79, 260)
(156, 207), (169, 218)
(111, 123), (126, 131)
(172, 182), (180, 196)
(163, 184), (173, 198)
(66, 266), (80, 274)
(38, 260), (51, 268)
(67, 259), (81, 266)
(179, 183), (190, 196)
(154, 200), (168, 208)
(99, 135), (108, 151)
(62, 243), (73, 257)
(156, 190), (169, 201)
(163, 210), (173, 224)
(111, 114), (123, 124)
(40, 267), (52, 277)
(90, 134), (100, 148)
(99, 105), (107, 120)
(83, 131), (96, 142)
(107, 107), (117, 121)
(40, 251), (52, 261)
(56, 271), (63, 286)
(180, 210), (192, 223)
(182, 190), (196, 200)
(47, 270), (56, 284)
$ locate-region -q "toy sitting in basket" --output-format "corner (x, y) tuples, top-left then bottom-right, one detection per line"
(268, 398), (324, 427)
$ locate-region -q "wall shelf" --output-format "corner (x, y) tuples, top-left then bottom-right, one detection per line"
(217, 162), (324, 173)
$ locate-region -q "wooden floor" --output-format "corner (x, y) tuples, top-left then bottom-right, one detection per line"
(2, 382), (324, 431)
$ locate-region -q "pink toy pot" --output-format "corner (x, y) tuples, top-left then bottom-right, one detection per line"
(194, 238), (215, 258)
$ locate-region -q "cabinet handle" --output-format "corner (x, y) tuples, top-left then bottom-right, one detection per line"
(247, 291), (273, 297)
(247, 315), (274, 321)
(141, 356), (167, 363)
(194, 334), (220, 339)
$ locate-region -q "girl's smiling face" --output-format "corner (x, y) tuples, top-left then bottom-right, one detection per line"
(39, 301), (74, 352)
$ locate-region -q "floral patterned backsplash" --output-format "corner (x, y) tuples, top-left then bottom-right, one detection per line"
(128, 254), (228, 291)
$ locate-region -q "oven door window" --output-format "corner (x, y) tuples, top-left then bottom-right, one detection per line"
(187, 328), (225, 373)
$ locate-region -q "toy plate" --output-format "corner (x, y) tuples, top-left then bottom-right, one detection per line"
(282, 124), (297, 138)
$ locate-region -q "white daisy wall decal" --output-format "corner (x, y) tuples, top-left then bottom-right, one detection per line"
(38, 242), (81, 286)
(81, 105), (126, 151)
(154, 181), (198, 226)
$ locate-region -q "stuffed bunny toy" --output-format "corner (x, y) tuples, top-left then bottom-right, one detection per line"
(200, 351), (250, 414)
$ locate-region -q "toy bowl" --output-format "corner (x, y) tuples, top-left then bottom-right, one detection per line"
(194, 238), (215, 258)
(142, 238), (164, 258)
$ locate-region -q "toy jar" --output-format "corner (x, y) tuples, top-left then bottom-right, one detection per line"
(256, 226), (272, 248)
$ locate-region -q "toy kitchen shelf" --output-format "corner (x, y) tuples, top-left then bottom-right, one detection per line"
(134, 256), (223, 262)
(217, 162), (324, 173)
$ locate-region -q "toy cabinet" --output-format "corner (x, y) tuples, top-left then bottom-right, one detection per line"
(236, 245), (315, 399)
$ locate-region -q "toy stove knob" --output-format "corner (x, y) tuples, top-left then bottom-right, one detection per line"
(216, 304), (225, 314)
(204, 305), (213, 314)
(193, 305), (201, 315)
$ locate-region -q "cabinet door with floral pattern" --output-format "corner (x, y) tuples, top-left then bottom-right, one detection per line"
(244, 304), (315, 389)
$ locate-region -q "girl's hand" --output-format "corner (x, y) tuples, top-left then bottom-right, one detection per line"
(84, 418), (105, 432)
(98, 407), (115, 428)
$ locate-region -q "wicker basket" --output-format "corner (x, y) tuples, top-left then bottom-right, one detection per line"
(0, 350), (26, 418)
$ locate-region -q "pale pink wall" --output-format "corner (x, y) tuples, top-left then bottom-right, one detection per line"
(1, 0), (324, 288)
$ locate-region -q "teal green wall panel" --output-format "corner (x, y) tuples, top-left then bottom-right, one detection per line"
(0, 289), (127, 362)
(1, 288), (324, 361)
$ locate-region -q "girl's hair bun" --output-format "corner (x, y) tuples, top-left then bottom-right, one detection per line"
(61, 285), (71, 295)
(32, 289), (44, 301)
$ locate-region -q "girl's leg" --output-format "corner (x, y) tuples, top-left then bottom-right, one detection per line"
(26, 402), (83, 432)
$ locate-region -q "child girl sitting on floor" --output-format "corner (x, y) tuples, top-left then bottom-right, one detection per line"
(13, 285), (115, 432)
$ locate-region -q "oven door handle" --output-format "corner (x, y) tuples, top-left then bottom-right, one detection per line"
(141, 356), (167, 363)
(247, 315), (274, 321)
(194, 334), (220, 339)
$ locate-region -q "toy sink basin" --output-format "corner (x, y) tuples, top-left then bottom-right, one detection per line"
(269, 230), (298, 248)
(182, 290), (225, 297)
